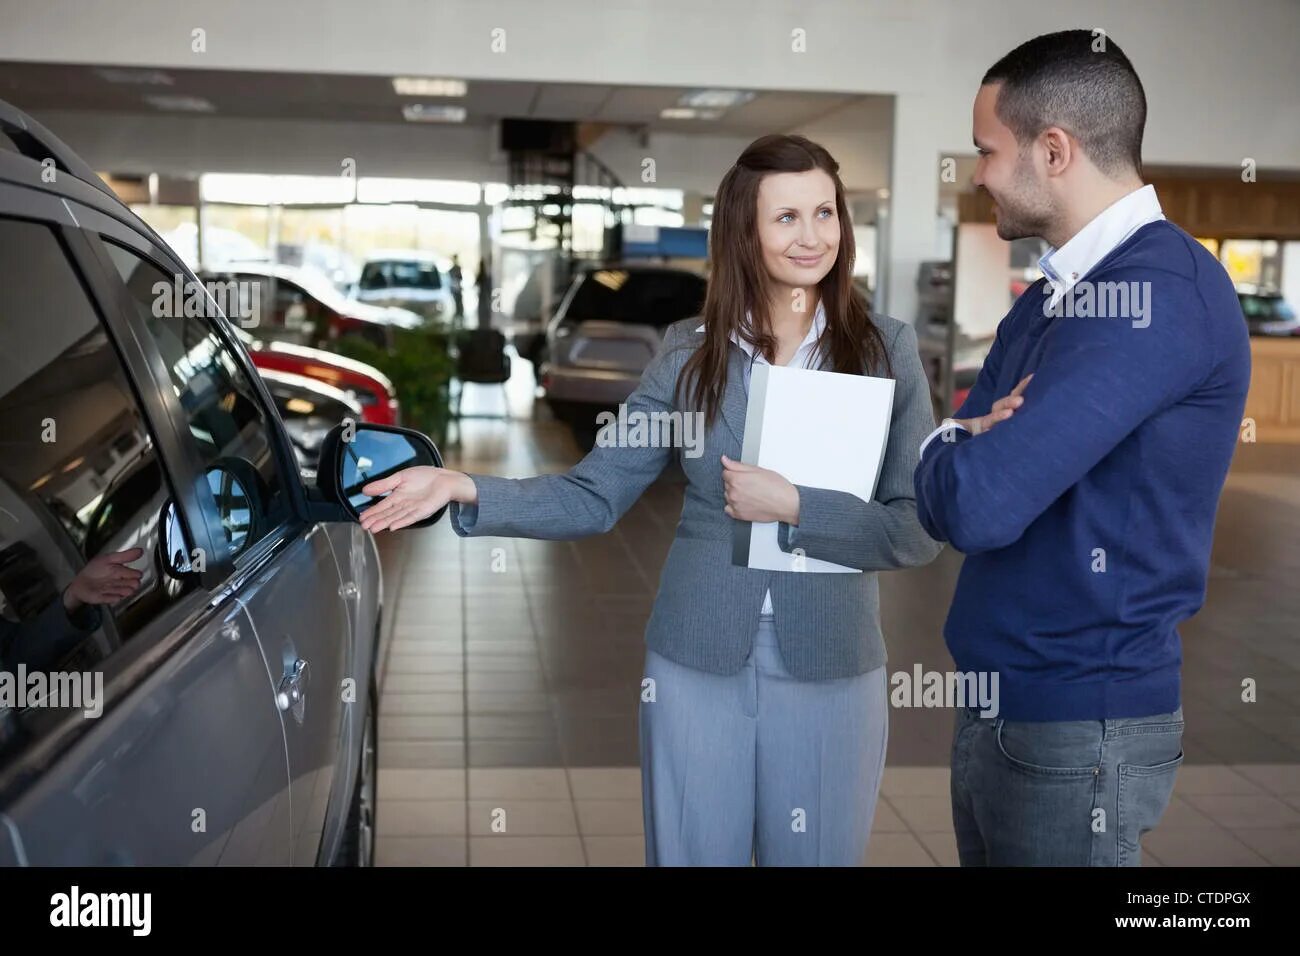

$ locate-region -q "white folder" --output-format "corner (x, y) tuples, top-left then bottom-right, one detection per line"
(731, 363), (895, 573)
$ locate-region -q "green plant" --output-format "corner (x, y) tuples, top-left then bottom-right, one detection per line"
(329, 326), (456, 446)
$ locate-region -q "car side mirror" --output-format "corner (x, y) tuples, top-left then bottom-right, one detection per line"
(317, 422), (446, 527)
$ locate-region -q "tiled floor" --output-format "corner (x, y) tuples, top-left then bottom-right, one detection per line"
(371, 347), (1300, 866)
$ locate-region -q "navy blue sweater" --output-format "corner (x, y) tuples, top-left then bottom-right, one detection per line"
(915, 221), (1251, 720)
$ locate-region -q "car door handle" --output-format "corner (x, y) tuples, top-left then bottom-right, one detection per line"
(277, 657), (310, 723)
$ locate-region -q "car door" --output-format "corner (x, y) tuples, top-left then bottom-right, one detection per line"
(0, 196), (291, 865)
(85, 228), (357, 866)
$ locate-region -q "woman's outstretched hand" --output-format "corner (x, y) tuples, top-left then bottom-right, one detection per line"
(358, 466), (478, 533)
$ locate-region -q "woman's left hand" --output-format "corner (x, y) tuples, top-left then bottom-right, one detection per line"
(721, 455), (800, 524)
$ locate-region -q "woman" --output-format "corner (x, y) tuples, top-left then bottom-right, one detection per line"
(358, 133), (943, 866)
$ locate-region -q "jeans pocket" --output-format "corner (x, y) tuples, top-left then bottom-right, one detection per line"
(995, 720), (1101, 777)
(1117, 749), (1184, 866)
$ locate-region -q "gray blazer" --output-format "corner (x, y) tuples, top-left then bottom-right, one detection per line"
(449, 314), (944, 680)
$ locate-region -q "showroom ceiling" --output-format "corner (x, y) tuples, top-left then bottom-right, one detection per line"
(0, 62), (881, 136)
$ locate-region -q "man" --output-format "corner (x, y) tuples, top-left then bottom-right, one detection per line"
(914, 30), (1251, 866)
(449, 254), (464, 320)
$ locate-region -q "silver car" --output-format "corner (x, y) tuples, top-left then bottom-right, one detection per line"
(0, 100), (446, 866)
(539, 263), (707, 447)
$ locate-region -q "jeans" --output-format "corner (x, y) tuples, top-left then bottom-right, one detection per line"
(638, 616), (888, 866)
(950, 704), (1184, 866)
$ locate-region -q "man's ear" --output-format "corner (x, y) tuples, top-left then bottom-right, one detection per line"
(1040, 126), (1074, 177)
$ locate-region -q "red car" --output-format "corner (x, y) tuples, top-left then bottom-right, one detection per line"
(234, 327), (401, 426)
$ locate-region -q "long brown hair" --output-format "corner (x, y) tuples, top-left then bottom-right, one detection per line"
(678, 133), (891, 426)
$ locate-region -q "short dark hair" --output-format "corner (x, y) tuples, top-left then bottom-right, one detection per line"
(983, 29), (1146, 176)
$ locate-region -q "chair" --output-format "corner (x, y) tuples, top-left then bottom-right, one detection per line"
(451, 326), (512, 419)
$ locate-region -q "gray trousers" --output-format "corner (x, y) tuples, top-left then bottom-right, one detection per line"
(638, 616), (888, 866)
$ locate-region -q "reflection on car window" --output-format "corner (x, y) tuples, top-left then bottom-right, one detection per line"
(98, 240), (291, 561)
(0, 218), (199, 761)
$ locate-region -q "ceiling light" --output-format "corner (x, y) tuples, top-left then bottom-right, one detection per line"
(678, 89), (755, 110)
(96, 67), (174, 86)
(144, 95), (215, 113)
(392, 77), (468, 97)
(405, 104), (473, 123)
(659, 107), (722, 121)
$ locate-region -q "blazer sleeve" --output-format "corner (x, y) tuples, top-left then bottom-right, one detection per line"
(775, 320), (945, 571)
(449, 323), (687, 540)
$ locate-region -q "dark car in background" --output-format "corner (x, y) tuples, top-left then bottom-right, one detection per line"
(258, 369), (363, 474)
(1238, 285), (1300, 336)
(539, 263), (707, 447)
(0, 99), (447, 867)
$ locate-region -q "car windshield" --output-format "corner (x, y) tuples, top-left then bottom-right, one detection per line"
(562, 269), (706, 327)
(359, 260), (442, 291)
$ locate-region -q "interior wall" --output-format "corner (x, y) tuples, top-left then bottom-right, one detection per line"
(8, 0), (1297, 323)
(952, 223), (1011, 339)
(6, 0), (1297, 170)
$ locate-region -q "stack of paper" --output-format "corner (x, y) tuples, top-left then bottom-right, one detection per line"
(732, 363), (895, 573)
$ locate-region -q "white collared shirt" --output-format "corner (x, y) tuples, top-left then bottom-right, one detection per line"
(919, 184), (1166, 456)
(704, 300), (827, 615)
(1038, 183), (1165, 310)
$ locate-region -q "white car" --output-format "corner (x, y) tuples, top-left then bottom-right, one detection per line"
(349, 250), (457, 323)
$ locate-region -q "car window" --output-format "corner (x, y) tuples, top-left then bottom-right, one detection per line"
(0, 218), (201, 756)
(98, 241), (293, 562)
(564, 270), (706, 326)
(347, 386), (379, 407)
(359, 260), (442, 291)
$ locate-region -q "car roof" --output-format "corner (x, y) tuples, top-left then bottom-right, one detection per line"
(201, 261), (352, 307)
(0, 98), (186, 266)
(263, 340), (395, 392)
(360, 249), (446, 265)
(1237, 285), (1283, 299)
(576, 261), (706, 277)
(0, 99), (121, 204)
